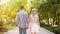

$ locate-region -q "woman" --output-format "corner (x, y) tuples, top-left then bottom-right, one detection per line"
(28, 8), (40, 34)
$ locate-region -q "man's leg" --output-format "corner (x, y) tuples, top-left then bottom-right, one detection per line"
(19, 28), (22, 34)
(23, 29), (26, 34)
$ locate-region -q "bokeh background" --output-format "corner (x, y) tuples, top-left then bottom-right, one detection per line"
(0, 0), (60, 34)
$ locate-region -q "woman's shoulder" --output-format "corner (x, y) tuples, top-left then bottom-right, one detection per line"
(36, 14), (38, 17)
(30, 14), (32, 17)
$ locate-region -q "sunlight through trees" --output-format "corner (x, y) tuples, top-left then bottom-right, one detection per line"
(0, 0), (60, 34)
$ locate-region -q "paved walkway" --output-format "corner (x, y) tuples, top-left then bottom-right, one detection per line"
(4, 27), (55, 34)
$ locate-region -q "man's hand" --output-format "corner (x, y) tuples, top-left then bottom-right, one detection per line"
(26, 24), (29, 29)
(26, 26), (28, 29)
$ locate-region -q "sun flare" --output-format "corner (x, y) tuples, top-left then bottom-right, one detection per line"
(1, 0), (10, 4)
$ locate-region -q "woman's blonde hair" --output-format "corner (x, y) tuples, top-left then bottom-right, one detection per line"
(32, 8), (37, 11)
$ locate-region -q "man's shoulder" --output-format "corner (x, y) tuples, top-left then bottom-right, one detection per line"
(16, 11), (20, 16)
(16, 10), (28, 15)
(24, 11), (28, 15)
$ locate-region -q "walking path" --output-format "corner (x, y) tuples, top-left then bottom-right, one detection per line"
(4, 27), (55, 34)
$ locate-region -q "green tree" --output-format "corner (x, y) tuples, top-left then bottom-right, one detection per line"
(31, 0), (60, 25)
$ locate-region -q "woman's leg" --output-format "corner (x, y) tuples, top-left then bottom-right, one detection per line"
(34, 32), (36, 34)
(31, 32), (36, 34)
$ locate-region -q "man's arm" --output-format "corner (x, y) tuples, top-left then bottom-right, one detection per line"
(16, 14), (20, 24)
(26, 14), (28, 29)
(26, 14), (28, 22)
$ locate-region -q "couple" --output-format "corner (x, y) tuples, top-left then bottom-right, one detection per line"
(16, 5), (40, 34)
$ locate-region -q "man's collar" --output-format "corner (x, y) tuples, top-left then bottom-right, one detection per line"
(21, 9), (24, 11)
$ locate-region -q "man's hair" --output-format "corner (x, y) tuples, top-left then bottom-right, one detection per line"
(21, 5), (24, 9)
(31, 7), (34, 9)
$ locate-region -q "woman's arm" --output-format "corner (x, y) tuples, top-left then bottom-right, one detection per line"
(37, 15), (40, 26)
(27, 15), (31, 24)
(37, 16), (41, 29)
(27, 15), (31, 28)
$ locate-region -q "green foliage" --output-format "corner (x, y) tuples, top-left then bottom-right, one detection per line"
(31, 0), (60, 25)
(0, 0), (28, 32)
(40, 22), (60, 34)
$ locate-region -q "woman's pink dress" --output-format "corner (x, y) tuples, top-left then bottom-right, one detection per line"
(29, 14), (40, 33)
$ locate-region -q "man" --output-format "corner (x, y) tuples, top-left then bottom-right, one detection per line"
(16, 5), (28, 34)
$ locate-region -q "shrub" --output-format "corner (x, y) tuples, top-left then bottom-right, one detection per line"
(40, 22), (60, 34)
